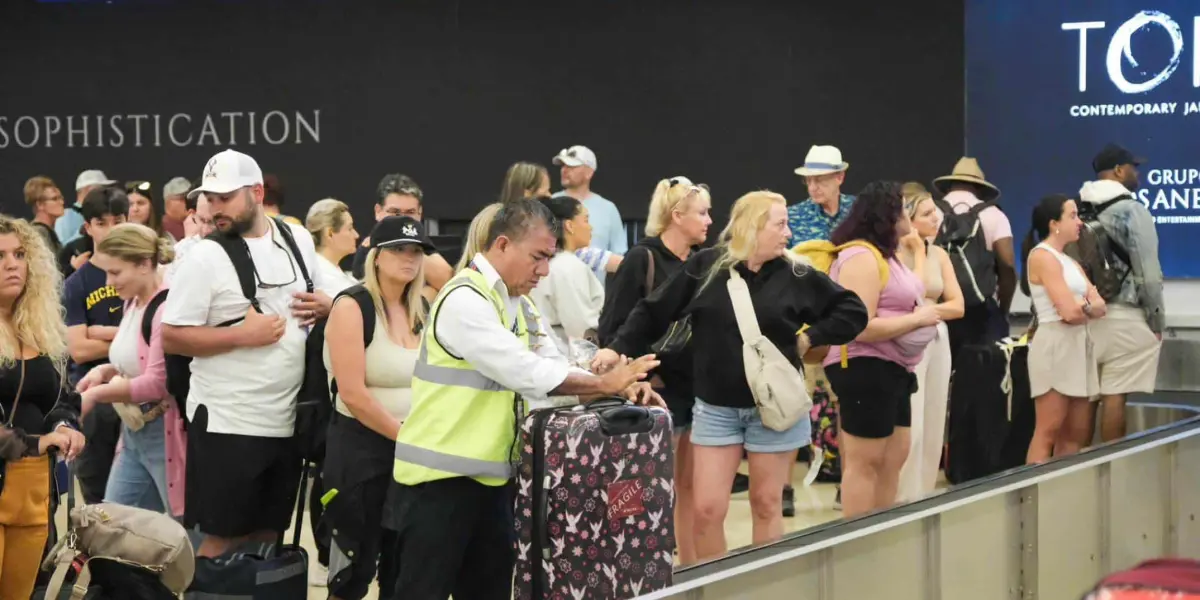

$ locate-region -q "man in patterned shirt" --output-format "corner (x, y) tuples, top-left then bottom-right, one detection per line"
(786, 144), (854, 516)
(788, 145), (855, 243)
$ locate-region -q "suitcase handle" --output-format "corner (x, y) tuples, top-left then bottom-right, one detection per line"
(582, 397), (629, 411)
(597, 406), (656, 436)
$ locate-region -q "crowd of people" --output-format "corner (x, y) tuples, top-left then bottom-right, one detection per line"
(0, 139), (1165, 598)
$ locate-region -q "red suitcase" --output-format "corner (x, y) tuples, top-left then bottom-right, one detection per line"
(1084, 558), (1200, 599)
(514, 399), (675, 600)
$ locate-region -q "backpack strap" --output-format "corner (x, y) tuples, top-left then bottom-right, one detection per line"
(1095, 194), (1134, 215)
(142, 289), (170, 345)
(271, 216), (314, 294)
(206, 231), (262, 314)
(967, 200), (999, 216)
(336, 284), (377, 348)
(643, 248), (657, 297)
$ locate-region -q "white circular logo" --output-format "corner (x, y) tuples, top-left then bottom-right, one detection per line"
(1106, 10), (1184, 94)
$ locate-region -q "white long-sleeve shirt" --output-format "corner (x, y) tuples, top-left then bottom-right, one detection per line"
(530, 251), (604, 353)
(434, 254), (583, 402)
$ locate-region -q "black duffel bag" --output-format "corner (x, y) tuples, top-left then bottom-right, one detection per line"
(946, 337), (1036, 484)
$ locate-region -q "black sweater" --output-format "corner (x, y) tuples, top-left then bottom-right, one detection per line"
(609, 248), (869, 409)
(0, 356), (81, 497)
(599, 237), (696, 420)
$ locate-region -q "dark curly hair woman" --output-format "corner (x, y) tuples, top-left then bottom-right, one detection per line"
(823, 181), (941, 518)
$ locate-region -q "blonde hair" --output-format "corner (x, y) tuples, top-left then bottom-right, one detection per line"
(902, 182), (933, 219)
(23, 176), (58, 209)
(97, 223), (175, 266)
(703, 190), (803, 289)
(0, 216), (67, 371)
(455, 203), (503, 273)
(306, 198), (351, 248)
(645, 176), (710, 237)
(362, 247), (427, 333)
(499, 162), (549, 204)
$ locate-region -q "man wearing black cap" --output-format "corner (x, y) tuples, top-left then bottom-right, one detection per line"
(1078, 143), (1164, 443)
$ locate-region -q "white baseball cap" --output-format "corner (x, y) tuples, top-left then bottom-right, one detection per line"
(75, 169), (116, 191)
(188, 149), (264, 200)
(553, 145), (598, 170)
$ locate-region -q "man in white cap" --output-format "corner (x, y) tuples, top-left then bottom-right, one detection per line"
(789, 145), (856, 244)
(553, 145), (627, 257)
(56, 169), (116, 245)
(161, 149), (337, 560)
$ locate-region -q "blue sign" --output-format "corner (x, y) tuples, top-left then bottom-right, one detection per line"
(966, 1), (1200, 277)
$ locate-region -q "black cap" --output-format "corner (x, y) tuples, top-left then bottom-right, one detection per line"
(1092, 144), (1146, 174)
(369, 216), (436, 254)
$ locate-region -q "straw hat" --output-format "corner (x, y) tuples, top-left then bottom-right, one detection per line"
(932, 157), (1000, 201)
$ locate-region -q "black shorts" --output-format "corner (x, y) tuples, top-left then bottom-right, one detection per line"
(826, 357), (917, 439)
(184, 404), (301, 538)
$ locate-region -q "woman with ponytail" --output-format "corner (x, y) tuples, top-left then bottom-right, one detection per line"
(306, 198), (360, 294)
(1022, 195), (1105, 464)
(77, 223), (186, 517)
(597, 176), (711, 564)
(598, 190), (868, 560)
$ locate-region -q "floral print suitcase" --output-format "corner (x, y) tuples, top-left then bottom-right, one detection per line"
(514, 400), (675, 600)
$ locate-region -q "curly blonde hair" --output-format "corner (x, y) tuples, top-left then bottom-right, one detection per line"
(0, 216), (67, 371)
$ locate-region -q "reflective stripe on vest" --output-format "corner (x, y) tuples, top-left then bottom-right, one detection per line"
(393, 269), (542, 486)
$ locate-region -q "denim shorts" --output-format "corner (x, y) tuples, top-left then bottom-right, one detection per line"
(690, 398), (812, 453)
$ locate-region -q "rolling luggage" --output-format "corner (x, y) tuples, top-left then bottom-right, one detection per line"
(515, 399), (675, 600)
(184, 460), (311, 599)
(1084, 558), (1200, 599)
(945, 336), (1035, 484)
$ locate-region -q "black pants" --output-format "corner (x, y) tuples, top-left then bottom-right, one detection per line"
(310, 463), (330, 566)
(75, 403), (121, 504)
(390, 477), (514, 600)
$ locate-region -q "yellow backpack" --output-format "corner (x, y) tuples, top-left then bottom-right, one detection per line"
(790, 239), (891, 367)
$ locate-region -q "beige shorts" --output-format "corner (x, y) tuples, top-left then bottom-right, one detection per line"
(1028, 320), (1100, 399)
(1088, 306), (1161, 395)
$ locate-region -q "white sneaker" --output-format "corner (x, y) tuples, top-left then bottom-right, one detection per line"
(309, 563), (329, 587)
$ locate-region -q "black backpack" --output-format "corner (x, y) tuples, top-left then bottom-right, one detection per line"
(162, 216), (314, 431)
(934, 199), (999, 308)
(1063, 195), (1133, 302)
(298, 284), (375, 462)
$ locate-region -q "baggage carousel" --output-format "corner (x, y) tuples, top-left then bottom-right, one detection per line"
(643, 325), (1200, 600)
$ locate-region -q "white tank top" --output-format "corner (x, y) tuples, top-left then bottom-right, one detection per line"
(322, 307), (418, 421)
(1030, 243), (1089, 323)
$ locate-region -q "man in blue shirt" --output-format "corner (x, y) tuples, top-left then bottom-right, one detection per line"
(62, 186), (127, 503)
(786, 144), (855, 516)
(788, 145), (855, 243)
(553, 144), (627, 258)
(56, 169), (116, 246)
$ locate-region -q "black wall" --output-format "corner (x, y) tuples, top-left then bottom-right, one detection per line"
(0, 0), (964, 230)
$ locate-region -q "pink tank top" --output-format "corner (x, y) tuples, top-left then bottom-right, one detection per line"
(824, 246), (933, 371)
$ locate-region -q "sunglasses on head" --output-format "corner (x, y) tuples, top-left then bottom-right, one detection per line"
(125, 181), (151, 194)
(668, 178), (709, 194)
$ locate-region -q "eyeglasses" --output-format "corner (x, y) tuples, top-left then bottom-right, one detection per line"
(668, 178), (710, 195)
(125, 181), (151, 193)
(243, 227), (298, 289)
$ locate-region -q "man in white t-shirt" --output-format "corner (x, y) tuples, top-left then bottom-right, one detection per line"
(161, 149), (335, 558)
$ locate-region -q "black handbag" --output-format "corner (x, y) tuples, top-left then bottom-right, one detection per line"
(644, 252), (692, 356)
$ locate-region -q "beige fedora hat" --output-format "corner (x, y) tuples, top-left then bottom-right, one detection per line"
(794, 145), (849, 177)
(932, 157), (1000, 201)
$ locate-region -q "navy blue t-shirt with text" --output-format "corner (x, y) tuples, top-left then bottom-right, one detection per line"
(63, 261), (122, 384)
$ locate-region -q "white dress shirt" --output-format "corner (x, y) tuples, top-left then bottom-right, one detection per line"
(434, 254), (584, 403)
